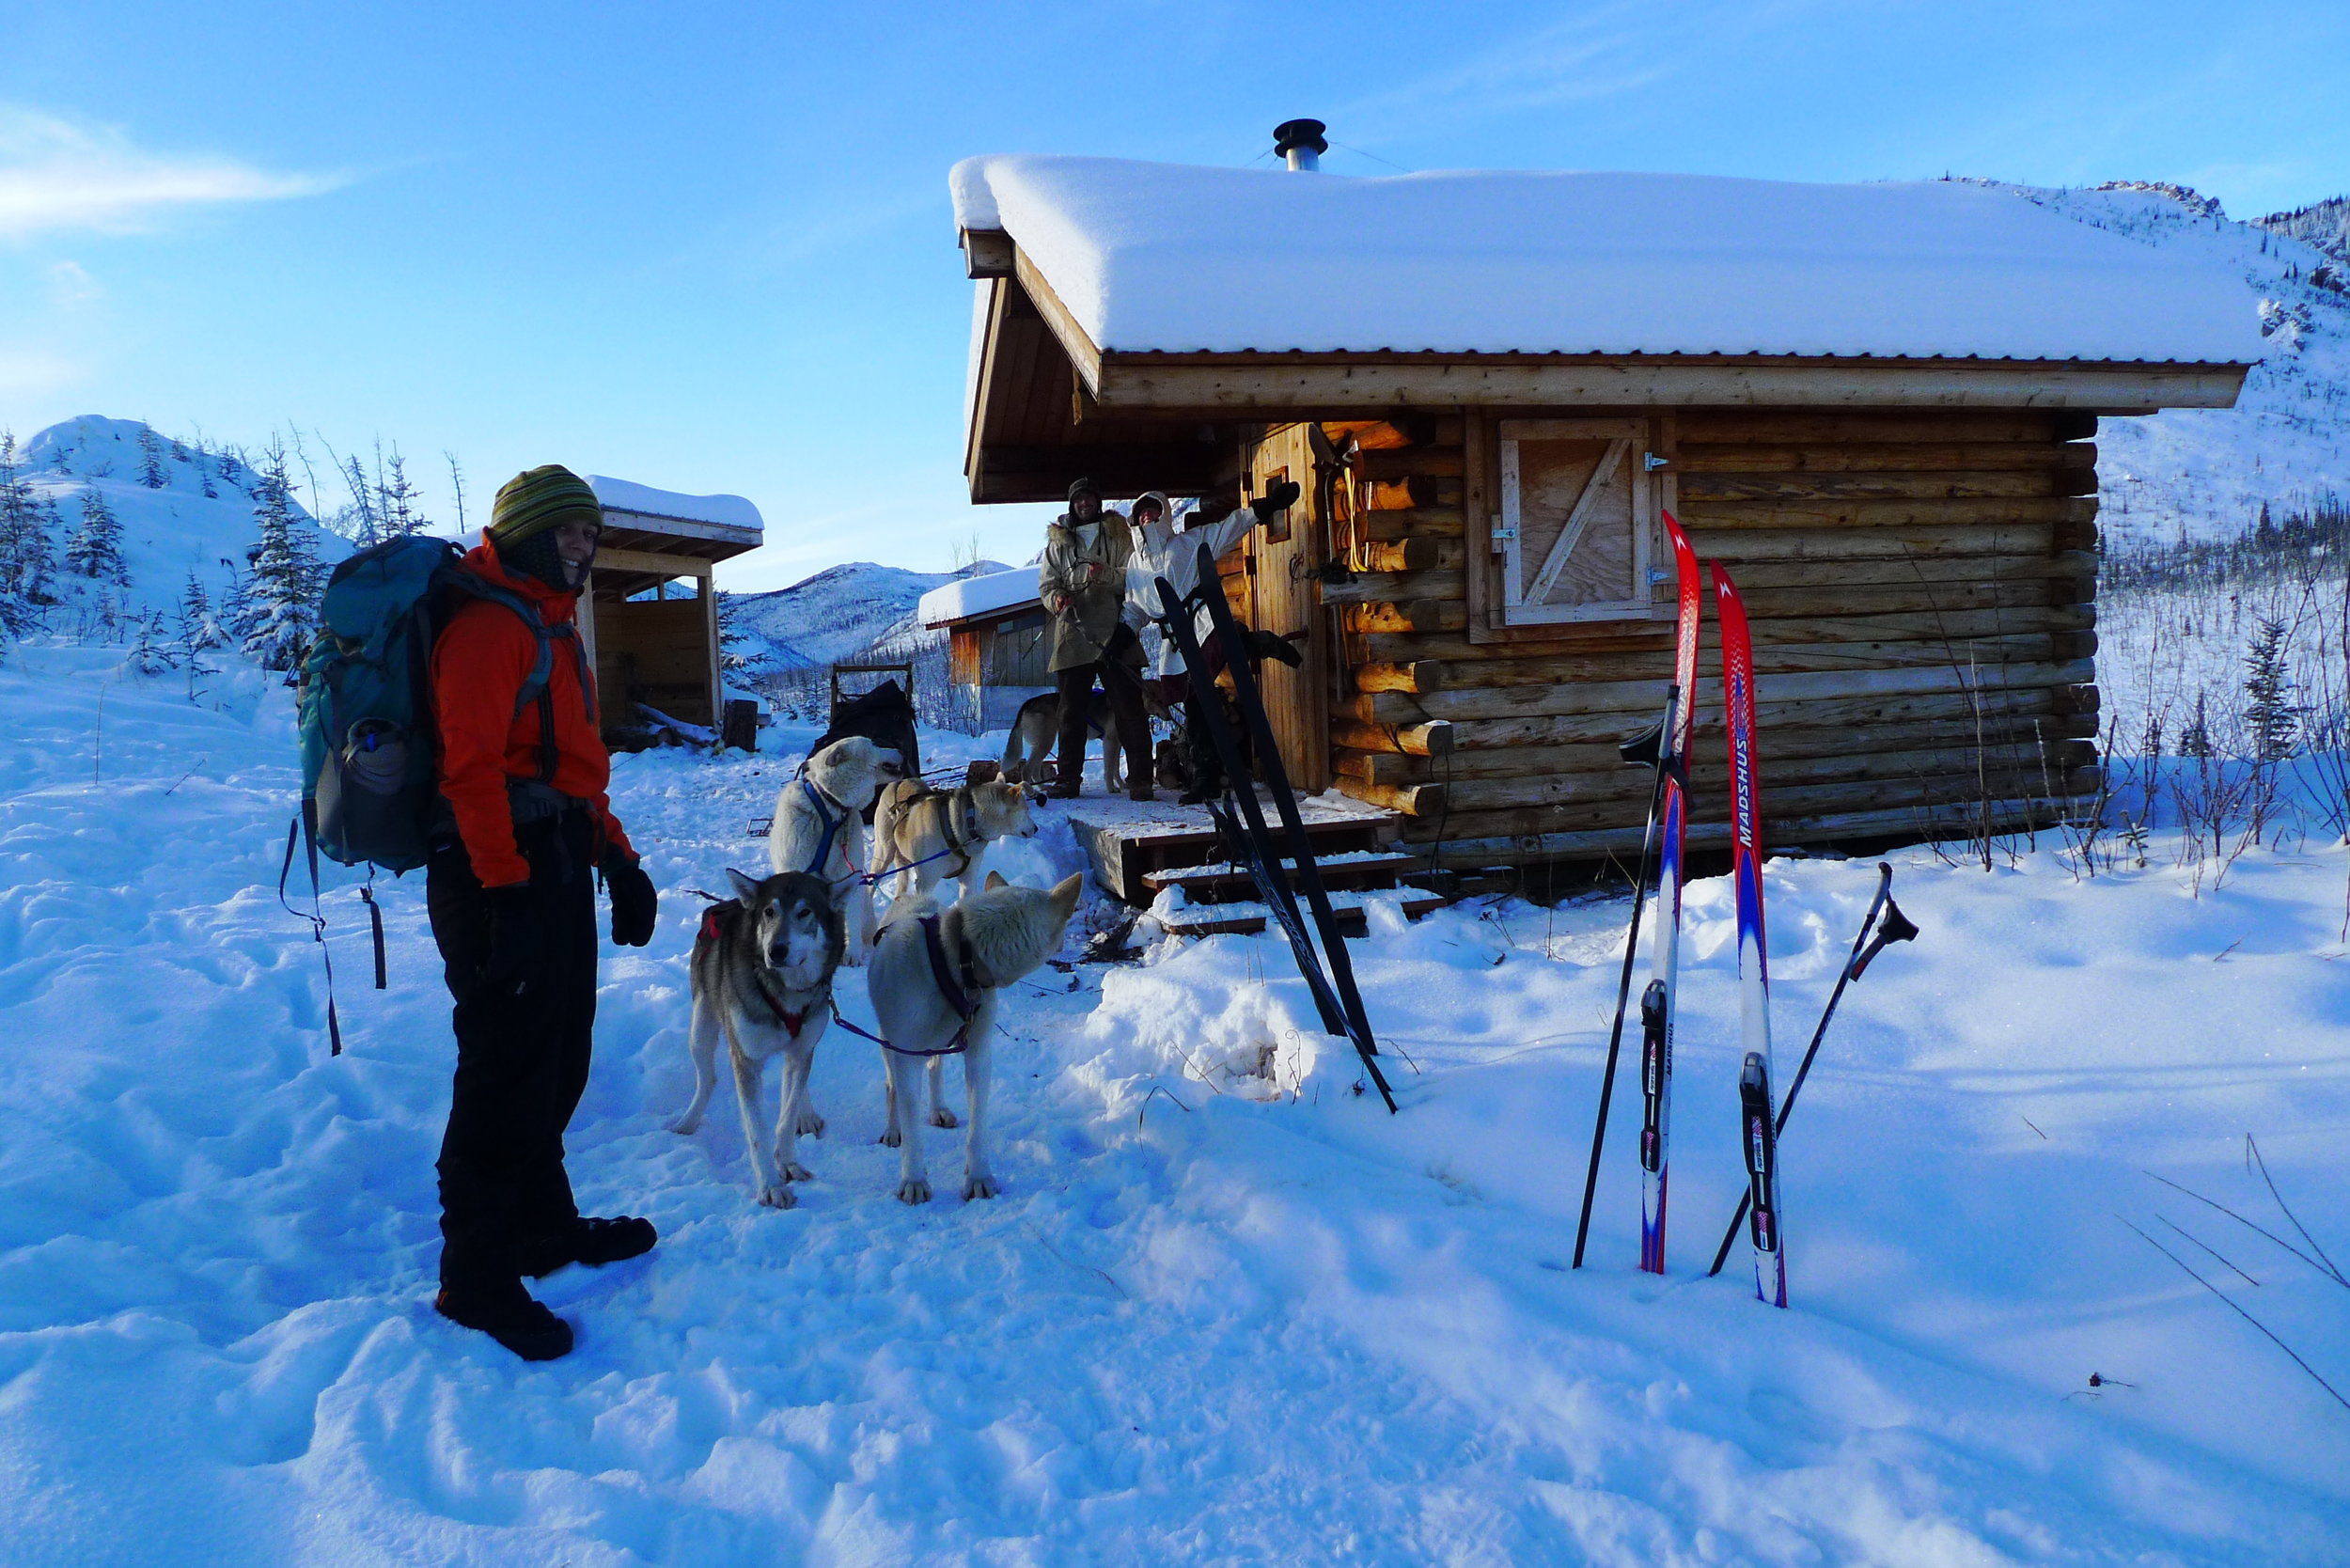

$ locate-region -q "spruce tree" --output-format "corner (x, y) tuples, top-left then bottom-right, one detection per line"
(2242, 616), (2301, 762)
(128, 609), (177, 676)
(137, 426), (168, 489)
(64, 486), (128, 584)
(0, 431), (57, 633)
(177, 571), (224, 653)
(235, 442), (321, 674)
(379, 449), (427, 537)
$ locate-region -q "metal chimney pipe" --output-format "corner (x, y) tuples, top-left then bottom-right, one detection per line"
(1273, 119), (1328, 172)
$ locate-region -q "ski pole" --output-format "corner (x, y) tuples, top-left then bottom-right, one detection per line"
(1572, 685), (1678, 1268)
(1708, 864), (1919, 1278)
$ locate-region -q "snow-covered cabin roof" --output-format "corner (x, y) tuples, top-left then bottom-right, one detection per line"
(918, 566), (1042, 628)
(588, 475), (763, 539)
(950, 156), (2264, 366)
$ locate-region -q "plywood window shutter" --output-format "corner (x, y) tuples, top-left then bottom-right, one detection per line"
(1494, 418), (1654, 625)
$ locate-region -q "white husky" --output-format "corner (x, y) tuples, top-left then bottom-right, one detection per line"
(869, 777), (1040, 904)
(767, 735), (901, 964)
(865, 871), (1084, 1204)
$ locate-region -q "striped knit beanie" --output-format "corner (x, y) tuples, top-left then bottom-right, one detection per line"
(490, 464), (603, 547)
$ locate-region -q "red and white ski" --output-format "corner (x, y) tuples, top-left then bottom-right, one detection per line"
(1713, 561), (1786, 1308)
(1637, 511), (1701, 1274)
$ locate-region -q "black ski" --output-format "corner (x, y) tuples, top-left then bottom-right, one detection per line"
(1154, 543), (1396, 1112)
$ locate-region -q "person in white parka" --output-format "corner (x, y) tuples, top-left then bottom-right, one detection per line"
(1122, 482), (1303, 803)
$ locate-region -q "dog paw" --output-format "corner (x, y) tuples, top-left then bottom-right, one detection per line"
(897, 1179), (932, 1205)
(842, 951), (869, 970)
(879, 1128), (903, 1148)
(667, 1115), (701, 1136)
(780, 1160), (814, 1183)
(929, 1108), (960, 1129)
(963, 1173), (999, 1200)
(796, 1111), (827, 1137)
(757, 1182), (797, 1209)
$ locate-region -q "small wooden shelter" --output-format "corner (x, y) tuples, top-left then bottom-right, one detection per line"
(579, 476), (763, 740)
(949, 146), (2262, 870)
(916, 567), (1053, 731)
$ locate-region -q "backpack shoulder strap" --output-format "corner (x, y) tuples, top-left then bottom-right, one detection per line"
(439, 570), (562, 781)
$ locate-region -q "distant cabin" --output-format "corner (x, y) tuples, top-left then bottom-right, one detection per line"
(948, 146), (2262, 870)
(581, 476), (763, 743)
(916, 567), (1051, 730)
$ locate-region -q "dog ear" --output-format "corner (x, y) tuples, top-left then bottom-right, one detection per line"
(1050, 871), (1084, 916)
(725, 867), (761, 905)
(984, 870), (1009, 890)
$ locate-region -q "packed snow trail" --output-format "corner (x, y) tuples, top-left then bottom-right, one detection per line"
(2, 644), (2347, 1565)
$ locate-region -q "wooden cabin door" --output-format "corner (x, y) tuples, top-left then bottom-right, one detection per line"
(1240, 424), (1331, 793)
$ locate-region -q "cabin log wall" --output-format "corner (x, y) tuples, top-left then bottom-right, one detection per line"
(1324, 408), (2105, 865)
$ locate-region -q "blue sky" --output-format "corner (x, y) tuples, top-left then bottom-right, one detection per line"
(3, 0), (2344, 590)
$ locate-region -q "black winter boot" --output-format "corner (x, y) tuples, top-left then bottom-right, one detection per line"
(435, 1280), (573, 1361)
(516, 1215), (658, 1278)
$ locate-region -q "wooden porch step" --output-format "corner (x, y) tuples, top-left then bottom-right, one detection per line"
(1058, 789), (1402, 905)
(1152, 886), (1449, 938)
(1141, 850), (1424, 903)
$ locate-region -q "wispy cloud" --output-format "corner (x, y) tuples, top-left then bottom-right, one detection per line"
(1339, 0), (1825, 153)
(0, 106), (342, 240)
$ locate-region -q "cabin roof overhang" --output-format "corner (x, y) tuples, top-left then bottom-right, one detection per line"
(961, 234), (2251, 505)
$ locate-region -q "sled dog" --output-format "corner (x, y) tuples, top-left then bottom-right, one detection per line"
(767, 735), (901, 964)
(672, 869), (846, 1208)
(869, 777), (1039, 903)
(1000, 689), (1128, 790)
(865, 870), (1084, 1204)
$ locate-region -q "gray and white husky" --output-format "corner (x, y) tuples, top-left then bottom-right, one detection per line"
(672, 868), (845, 1208)
(867, 871), (1085, 1204)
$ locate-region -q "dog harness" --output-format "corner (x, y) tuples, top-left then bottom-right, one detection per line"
(693, 903), (812, 1035)
(794, 773), (854, 875)
(823, 911), (985, 1058)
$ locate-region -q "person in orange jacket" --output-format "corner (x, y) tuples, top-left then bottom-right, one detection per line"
(425, 463), (660, 1361)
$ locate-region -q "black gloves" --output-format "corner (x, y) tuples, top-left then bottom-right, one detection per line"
(603, 849), (658, 948)
(482, 885), (540, 995)
(1253, 479), (1301, 517)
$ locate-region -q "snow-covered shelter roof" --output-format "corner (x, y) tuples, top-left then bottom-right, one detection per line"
(951, 157), (2263, 366)
(588, 475), (763, 539)
(582, 474), (763, 595)
(918, 566), (1042, 629)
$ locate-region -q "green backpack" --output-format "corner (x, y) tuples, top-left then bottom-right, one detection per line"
(296, 536), (579, 873)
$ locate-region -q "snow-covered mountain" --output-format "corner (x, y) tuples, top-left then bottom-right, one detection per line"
(2259, 193), (2350, 263)
(11, 415), (348, 626)
(1994, 181), (2350, 544)
(728, 558), (1011, 671)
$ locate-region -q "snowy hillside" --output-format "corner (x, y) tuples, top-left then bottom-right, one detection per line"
(11, 415), (347, 628)
(2261, 193), (2350, 264)
(2002, 182), (2350, 542)
(728, 558), (1010, 671)
(0, 636), (2343, 1563)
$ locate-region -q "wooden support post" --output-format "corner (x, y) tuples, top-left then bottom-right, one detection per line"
(700, 573), (722, 729)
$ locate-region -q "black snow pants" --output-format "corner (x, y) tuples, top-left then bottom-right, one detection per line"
(426, 807), (599, 1293)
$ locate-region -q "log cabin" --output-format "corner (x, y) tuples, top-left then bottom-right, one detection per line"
(948, 133), (2264, 870)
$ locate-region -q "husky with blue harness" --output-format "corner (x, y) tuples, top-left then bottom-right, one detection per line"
(765, 734), (901, 965)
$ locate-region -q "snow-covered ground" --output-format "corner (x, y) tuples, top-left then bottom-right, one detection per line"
(3, 638), (2345, 1564)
